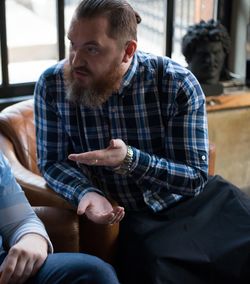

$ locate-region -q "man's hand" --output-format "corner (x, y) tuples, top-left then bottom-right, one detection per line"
(78, 192), (125, 224)
(68, 139), (127, 167)
(69, 139), (126, 224)
(0, 233), (48, 284)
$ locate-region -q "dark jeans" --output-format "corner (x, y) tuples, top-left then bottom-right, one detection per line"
(116, 175), (250, 284)
(0, 252), (120, 284)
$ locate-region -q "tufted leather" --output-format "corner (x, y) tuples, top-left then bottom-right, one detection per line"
(0, 99), (39, 173)
(34, 206), (80, 252)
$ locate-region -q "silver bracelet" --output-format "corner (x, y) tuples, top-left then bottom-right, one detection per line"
(113, 145), (133, 175)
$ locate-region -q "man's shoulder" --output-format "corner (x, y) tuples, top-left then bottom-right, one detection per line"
(135, 50), (159, 71)
(34, 60), (66, 102)
(39, 59), (66, 81)
(136, 50), (194, 82)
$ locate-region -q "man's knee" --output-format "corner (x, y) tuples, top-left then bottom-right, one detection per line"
(34, 253), (119, 284)
(89, 260), (118, 283)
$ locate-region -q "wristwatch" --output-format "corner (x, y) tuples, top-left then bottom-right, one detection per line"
(113, 145), (133, 175)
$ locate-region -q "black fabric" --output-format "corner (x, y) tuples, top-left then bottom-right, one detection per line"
(116, 175), (250, 284)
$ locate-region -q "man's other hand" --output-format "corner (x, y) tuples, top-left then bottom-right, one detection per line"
(0, 233), (48, 284)
(78, 192), (125, 224)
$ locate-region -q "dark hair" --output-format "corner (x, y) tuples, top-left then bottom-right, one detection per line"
(182, 19), (230, 64)
(74, 0), (141, 46)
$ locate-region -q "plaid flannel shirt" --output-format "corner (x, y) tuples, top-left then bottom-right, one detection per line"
(34, 50), (208, 212)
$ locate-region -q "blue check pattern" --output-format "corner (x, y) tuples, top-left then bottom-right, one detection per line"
(34, 50), (208, 212)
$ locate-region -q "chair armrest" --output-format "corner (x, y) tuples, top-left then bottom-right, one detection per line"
(34, 206), (80, 252)
(209, 142), (216, 176)
(0, 132), (119, 262)
(0, 133), (72, 209)
(80, 216), (119, 264)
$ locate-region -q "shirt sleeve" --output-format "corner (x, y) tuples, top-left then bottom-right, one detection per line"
(129, 67), (209, 199)
(34, 70), (103, 207)
(0, 152), (53, 253)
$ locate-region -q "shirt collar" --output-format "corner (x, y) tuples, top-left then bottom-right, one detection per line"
(118, 52), (138, 96)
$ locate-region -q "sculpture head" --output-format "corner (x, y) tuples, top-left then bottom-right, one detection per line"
(182, 19), (230, 84)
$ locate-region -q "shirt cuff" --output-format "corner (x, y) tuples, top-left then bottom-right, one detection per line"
(10, 224), (54, 253)
(129, 147), (152, 180)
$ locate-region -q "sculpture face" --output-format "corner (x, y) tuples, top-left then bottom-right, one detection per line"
(188, 41), (226, 84)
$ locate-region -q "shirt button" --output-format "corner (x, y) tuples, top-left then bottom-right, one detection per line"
(201, 155), (206, 161)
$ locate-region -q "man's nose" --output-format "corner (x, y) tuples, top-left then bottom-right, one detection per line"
(70, 50), (86, 67)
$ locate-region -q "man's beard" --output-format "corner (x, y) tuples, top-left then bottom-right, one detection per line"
(64, 60), (123, 108)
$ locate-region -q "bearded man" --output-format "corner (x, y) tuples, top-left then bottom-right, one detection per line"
(34, 1), (250, 284)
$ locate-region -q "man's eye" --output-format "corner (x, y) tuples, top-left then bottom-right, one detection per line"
(86, 46), (99, 55)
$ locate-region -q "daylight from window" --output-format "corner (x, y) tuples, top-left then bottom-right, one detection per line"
(6, 0), (57, 83)
(2, 0), (216, 85)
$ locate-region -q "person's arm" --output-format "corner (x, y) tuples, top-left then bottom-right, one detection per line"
(0, 233), (48, 284)
(34, 68), (124, 224)
(0, 152), (52, 284)
(129, 71), (209, 196)
(69, 70), (209, 197)
(34, 69), (104, 207)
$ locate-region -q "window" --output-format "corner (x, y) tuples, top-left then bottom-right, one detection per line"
(129, 0), (166, 56)
(64, 0), (82, 58)
(129, 0), (217, 66)
(6, 0), (58, 84)
(0, 0), (226, 107)
(172, 0), (217, 66)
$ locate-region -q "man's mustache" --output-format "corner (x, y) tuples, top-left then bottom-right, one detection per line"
(72, 66), (92, 75)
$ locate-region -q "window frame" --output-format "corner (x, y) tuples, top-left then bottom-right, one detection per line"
(0, 0), (230, 108)
(0, 0), (65, 107)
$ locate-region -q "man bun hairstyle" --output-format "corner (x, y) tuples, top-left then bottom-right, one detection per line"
(75, 0), (141, 46)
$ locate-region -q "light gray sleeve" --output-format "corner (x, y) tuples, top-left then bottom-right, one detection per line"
(0, 152), (53, 252)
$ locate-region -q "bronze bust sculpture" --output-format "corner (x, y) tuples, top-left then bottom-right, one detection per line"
(182, 19), (231, 96)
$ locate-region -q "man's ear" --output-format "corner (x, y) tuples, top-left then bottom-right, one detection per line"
(122, 40), (137, 63)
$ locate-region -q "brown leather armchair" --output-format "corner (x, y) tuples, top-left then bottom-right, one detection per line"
(34, 206), (80, 253)
(0, 99), (215, 261)
(0, 99), (118, 263)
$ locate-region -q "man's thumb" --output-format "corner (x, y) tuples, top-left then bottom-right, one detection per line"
(77, 198), (89, 215)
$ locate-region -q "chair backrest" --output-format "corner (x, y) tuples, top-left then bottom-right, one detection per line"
(0, 99), (40, 174)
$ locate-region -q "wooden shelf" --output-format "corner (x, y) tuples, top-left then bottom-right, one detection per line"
(206, 90), (250, 112)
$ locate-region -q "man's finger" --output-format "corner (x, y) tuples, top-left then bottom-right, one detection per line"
(86, 211), (115, 224)
(77, 199), (89, 215)
(0, 255), (18, 284)
(109, 207), (125, 224)
(11, 259), (32, 284)
(68, 154), (95, 164)
(108, 139), (115, 149)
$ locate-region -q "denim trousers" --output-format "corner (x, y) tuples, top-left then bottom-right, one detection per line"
(0, 252), (120, 284)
